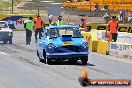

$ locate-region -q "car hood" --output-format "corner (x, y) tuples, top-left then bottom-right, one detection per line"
(49, 37), (84, 47)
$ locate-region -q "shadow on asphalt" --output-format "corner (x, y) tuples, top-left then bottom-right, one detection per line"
(41, 61), (95, 66)
(0, 43), (13, 45)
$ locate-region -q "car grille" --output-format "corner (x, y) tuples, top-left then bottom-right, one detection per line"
(55, 45), (80, 53)
(0, 32), (10, 38)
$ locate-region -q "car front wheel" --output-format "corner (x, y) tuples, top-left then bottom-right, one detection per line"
(37, 50), (45, 63)
(9, 37), (12, 44)
(46, 58), (52, 64)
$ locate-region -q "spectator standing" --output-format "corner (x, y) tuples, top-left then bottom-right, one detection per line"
(103, 3), (109, 11)
(34, 15), (44, 42)
(128, 14), (132, 23)
(107, 15), (119, 42)
(80, 15), (87, 32)
(94, 3), (99, 11)
(24, 16), (34, 45)
(119, 10), (126, 22)
(48, 15), (53, 25)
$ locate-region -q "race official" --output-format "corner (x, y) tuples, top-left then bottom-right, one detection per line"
(56, 16), (64, 26)
(108, 15), (119, 42)
(24, 16), (34, 45)
(34, 15), (44, 42)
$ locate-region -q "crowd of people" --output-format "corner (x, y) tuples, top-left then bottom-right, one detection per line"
(94, 3), (109, 11)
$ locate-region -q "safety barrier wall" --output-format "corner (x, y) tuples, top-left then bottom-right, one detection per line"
(97, 32), (132, 59)
(81, 31), (98, 52)
(97, 40), (109, 55)
(0, 14), (36, 30)
(81, 31), (132, 59)
(109, 42), (132, 59)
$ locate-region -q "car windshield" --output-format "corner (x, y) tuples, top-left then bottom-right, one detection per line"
(0, 22), (8, 28)
(47, 27), (82, 38)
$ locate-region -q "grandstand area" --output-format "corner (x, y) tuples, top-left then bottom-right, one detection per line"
(63, 0), (132, 11)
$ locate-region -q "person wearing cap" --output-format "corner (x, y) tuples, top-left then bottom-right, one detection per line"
(34, 15), (44, 42)
(107, 15), (119, 42)
(24, 16), (34, 45)
(56, 16), (64, 26)
(49, 15), (53, 25)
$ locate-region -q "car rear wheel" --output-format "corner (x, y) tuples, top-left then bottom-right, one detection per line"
(81, 57), (88, 65)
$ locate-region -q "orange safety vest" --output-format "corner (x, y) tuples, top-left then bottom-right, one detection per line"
(108, 20), (119, 42)
(34, 18), (44, 29)
(83, 19), (87, 32)
(108, 20), (119, 33)
(81, 19), (87, 32)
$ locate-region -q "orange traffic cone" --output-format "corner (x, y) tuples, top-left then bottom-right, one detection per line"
(81, 67), (88, 78)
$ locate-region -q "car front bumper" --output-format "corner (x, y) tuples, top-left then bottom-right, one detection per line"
(46, 52), (88, 58)
(0, 32), (13, 41)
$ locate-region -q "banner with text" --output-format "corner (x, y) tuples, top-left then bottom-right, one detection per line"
(109, 42), (132, 59)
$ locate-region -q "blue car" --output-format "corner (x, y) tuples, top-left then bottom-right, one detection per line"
(36, 25), (89, 65)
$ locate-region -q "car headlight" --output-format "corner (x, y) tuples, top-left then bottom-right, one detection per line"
(48, 43), (55, 49)
(80, 42), (88, 52)
(47, 43), (56, 53)
(81, 42), (88, 49)
(8, 32), (12, 36)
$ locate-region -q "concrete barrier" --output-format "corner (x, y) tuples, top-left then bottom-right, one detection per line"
(81, 31), (98, 52)
(109, 42), (132, 59)
(81, 31), (132, 59)
(97, 40), (109, 55)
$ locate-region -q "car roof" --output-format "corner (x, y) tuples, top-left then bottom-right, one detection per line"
(46, 25), (79, 30)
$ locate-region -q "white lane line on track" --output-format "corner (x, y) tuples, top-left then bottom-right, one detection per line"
(0, 51), (7, 55)
(90, 53), (132, 64)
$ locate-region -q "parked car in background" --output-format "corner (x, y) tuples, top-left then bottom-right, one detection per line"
(36, 25), (89, 65)
(0, 21), (13, 44)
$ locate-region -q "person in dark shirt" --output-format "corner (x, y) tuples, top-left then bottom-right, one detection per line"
(94, 3), (99, 11)
(103, 3), (109, 11)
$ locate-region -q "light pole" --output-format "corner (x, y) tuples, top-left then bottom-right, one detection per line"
(35, 1), (39, 15)
(89, 1), (91, 16)
(11, 0), (13, 14)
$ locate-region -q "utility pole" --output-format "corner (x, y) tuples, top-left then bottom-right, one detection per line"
(89, 1), (91, 16)
(37, 8), (40, 15)
(35, 1), (40, 15)
(11, 0), (13, 14)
